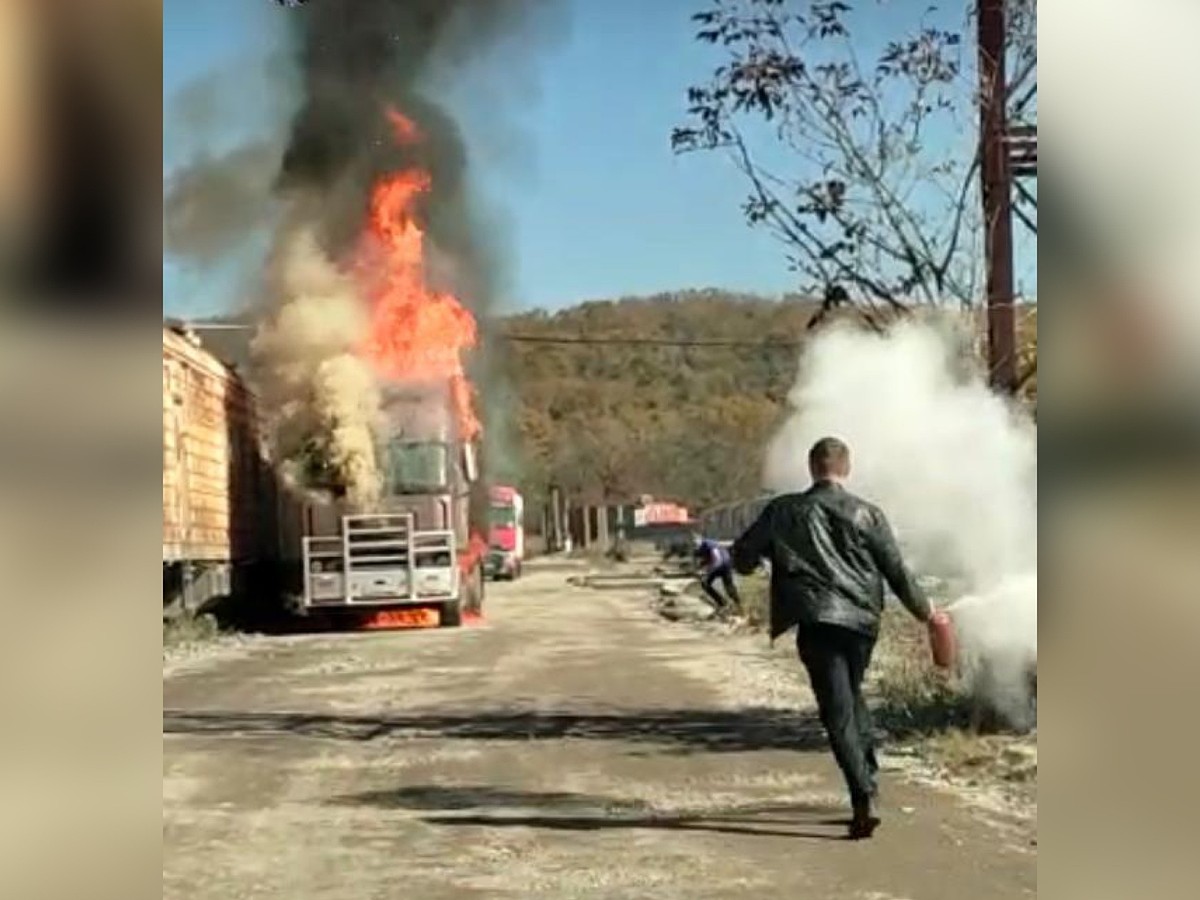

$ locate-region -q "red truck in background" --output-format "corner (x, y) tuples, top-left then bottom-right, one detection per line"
(485, 485), (524, 580)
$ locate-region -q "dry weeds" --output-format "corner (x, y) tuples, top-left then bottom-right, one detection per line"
(734, 574), (1037, 813)
(163, 611), (219, 648)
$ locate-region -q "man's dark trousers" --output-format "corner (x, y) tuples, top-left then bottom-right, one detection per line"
(795, 623), (879, 804)
(701, 565), (740, 612)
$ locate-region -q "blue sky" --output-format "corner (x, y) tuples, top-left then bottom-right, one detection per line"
(164, 0), (1031, 318)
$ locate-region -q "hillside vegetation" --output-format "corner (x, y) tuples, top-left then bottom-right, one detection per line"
(494, 290), (818, 513)
(494, 289), (1036, 515)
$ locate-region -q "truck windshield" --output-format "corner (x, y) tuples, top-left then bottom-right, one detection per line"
(384, 441), (448, 493)
(488, 505), (517, 527)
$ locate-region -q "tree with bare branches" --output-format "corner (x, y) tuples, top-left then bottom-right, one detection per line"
(672, 0), (1035, 323)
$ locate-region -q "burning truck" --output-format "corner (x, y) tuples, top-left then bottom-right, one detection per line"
(165, 3), (550, 628)
(161, 325), (490, 628)
(298, 382), (487, 628)
(267, 108), (491, 628)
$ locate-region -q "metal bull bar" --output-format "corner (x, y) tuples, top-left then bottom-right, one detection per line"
(301, 513), (458, 609)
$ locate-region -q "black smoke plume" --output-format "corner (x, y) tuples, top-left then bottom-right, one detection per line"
(165, 0), (563, 502)
(164, 0), (561, 312)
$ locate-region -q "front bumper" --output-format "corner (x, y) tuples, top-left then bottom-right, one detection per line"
(485, 550), (517, 578)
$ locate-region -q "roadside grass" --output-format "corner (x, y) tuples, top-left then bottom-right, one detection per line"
(872, 611), (1037, 798)
(737, 573), (771, 630)
(739, 576), (974, 737)
(163, 612), (219, 648)
(735, 574), (1036, 798)
(917, 728), (1038, 789)
(870, 607), (974, 738)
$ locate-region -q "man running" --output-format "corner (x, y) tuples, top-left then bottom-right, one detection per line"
(731, 437), (936, 840)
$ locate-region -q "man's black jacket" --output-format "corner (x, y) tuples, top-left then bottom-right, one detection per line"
(731, 481), (931, 640)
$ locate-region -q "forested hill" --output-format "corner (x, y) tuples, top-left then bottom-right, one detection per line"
(492, 289), (821, 512)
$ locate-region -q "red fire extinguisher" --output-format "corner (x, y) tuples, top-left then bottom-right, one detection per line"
(928, 610), (957, 670)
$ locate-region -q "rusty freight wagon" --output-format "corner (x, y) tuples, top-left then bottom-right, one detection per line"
(162, 326), (293, 615)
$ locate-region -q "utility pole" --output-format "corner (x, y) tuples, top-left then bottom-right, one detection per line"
(548, 484), (564, 552)
(978, 0), (1017, 394)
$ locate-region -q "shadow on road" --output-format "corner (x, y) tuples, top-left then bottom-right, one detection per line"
(420, 812), (849, 841)
(325, 783), (851, 842)
(163, 706), (830, 755)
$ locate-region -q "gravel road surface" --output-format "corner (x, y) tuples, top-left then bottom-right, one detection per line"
(163, 563), (1035, 899)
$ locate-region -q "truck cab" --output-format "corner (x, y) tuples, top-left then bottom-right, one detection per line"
(298, 385), (486, 627)
(485, 485), (524, 580)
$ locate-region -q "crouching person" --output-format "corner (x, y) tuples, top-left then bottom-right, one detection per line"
(692, 533), (741, 618)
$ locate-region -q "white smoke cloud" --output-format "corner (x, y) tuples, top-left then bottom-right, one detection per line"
(764, 319), (1037, 725)
(251, 226), (384, 510)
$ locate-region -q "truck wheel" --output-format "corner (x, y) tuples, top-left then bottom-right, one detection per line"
(464, 565), (484, 614)
(440, 599), (463, 628)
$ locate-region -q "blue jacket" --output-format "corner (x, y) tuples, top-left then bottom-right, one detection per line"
(695, 538), (731, 572)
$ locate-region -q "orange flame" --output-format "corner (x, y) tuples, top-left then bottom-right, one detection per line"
(359, 109), (480, 441)
(386, 107), (422, 146)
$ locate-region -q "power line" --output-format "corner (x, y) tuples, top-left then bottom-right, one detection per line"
(497, 333), (804, 349)
(165, 320), (806, 350)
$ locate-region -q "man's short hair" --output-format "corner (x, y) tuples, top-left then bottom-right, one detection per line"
(808, 436), (851, 476)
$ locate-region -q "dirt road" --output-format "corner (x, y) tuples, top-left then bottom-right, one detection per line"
(164, 563), (1035, 899)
